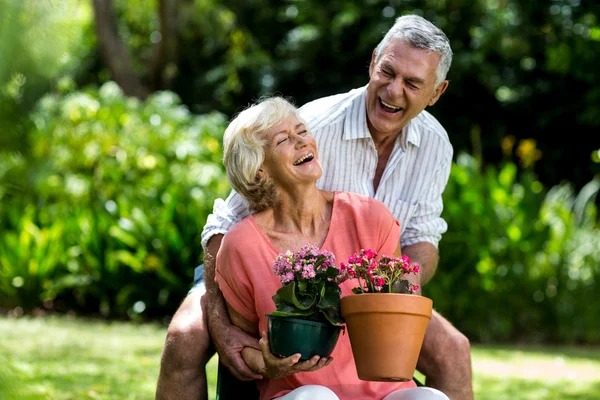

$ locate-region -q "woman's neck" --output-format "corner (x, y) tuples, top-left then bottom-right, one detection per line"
(272, 186), (329, 233)
(255, 187), (334, 251)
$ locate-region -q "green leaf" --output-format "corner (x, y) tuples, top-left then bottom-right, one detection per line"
(317, 281), (341, 312)
(390, 280), (411, 294)
(325, 266), (339, 279)
(321, 308), (344, 326)
(270, 307), (313, 318)
(108, 226), (138, 248)
(272, 281), (315, 311)
(297, 279), (307, 292)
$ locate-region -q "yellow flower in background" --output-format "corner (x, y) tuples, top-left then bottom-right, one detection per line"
(501, 135), (516, 157)
(516, 139), (542, 168)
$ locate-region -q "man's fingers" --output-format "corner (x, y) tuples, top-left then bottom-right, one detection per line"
(232, 326), (261, 350)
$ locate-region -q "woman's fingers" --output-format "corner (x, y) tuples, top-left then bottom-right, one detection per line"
(260, 331), (302, 378)
(302, 356), (333, 372)
(295, 355), (320, 370)
(259, 331), (333, 375)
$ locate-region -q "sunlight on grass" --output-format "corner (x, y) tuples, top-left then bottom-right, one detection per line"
(1, 316), (599, 399)
(471, 346), (600, 400)
(0, 316), (217, 400)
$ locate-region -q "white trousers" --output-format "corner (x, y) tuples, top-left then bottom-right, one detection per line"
(275, 385), (450, 400)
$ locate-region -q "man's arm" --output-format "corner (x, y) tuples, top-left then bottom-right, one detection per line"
(400, 148), (451, 284)
(203, 234), (263, 381)
(201, 190), (261, 381)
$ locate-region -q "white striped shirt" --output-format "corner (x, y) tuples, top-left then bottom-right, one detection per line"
(201, 86), (453, 249)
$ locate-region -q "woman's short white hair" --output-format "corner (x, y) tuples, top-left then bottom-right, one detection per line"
(375, 15), (453, 87)
(223, 96), (300, 211)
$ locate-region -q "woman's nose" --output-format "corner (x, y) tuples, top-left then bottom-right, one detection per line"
(294, 134), (309, 147)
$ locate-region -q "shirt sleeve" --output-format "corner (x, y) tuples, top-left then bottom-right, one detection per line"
(200, 189), (252, 249)
(215, 230), (258, 323)
(400, 150), (451, 249)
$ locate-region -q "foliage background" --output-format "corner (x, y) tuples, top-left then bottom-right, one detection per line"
(1, 0), (599, 343)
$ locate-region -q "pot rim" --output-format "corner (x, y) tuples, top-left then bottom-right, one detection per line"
(340, 293), (433, 318)
(266, 314), (343, 329)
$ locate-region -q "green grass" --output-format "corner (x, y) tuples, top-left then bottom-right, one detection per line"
(1, 316), (599, 400)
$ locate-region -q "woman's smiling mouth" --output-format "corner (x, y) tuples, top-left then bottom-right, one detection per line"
(293, 152), (315, 166)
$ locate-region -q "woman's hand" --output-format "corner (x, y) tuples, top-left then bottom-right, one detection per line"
(258, 331), (333, 379)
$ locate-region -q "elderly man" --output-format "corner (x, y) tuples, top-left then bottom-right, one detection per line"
(156, 14), (473, 400)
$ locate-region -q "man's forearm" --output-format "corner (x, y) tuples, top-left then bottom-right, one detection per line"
(202, 234), (230, 335)
(401, 242), (439, 285)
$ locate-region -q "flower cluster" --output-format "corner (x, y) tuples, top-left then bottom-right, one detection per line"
(270, 244), (344, 326)
(272, 244), (336, 284)
(340, 249), (420, 294)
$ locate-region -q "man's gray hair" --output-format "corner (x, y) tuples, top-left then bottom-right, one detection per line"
(222, 96), (299, 211)
(375, 15), (453, 87)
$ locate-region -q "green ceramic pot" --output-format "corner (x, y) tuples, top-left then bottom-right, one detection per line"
(267, 314), (343, 361)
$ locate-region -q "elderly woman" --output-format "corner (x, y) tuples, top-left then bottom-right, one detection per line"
(215, 97), (448, 400)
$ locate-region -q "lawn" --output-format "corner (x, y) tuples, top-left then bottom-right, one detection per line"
(1, 316), (599, 399)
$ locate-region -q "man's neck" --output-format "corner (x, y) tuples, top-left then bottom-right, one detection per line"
(370, 129), (404, 193)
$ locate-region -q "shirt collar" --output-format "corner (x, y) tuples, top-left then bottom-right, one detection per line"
(343, 86), (371, 141)
(343, 85), (422, 149)
(403, 117), (422, 149)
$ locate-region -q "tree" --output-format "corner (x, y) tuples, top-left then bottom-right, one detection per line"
(91, 0), (180, 98)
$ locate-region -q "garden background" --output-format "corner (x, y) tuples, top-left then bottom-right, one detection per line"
(1, 0), (599, 399)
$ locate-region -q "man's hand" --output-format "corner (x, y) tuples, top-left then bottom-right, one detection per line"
(210, 317), (263, 381)
(203, 234), (262, 381)
(401, 241), (439, 285)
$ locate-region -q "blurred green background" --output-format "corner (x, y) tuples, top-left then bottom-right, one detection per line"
(1, 0), (599, 347)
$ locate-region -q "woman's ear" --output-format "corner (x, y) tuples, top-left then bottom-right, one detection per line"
(255, 168), (266, 182)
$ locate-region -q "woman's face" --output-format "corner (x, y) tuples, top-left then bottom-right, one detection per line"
(260, 115), (322, 189)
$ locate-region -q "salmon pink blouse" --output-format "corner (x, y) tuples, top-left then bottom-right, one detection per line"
(216, 191), (416, 400)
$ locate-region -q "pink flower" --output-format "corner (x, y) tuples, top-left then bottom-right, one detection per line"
(342, 249), (421, 295)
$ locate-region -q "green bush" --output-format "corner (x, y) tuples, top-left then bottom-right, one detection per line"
(0, 82), (230, 318)
(1, 85), (599, 342)
(430, 153), (600, 343)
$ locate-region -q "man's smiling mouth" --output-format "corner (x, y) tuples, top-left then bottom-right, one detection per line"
(379, 98), (403, 113)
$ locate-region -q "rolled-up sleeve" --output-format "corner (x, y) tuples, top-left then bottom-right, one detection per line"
(400, 151), (451, 249)
(200, 190), (252, 249)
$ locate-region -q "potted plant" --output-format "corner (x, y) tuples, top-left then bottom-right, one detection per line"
(267, 244), (345, 361)
(339, 249), (432, 382)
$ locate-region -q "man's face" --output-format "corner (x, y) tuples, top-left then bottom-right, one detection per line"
(365, 39), (448, 139)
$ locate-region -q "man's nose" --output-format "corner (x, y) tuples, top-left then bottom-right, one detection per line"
(388, 78), (405, 98)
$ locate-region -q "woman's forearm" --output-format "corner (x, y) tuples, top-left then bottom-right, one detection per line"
(241, 347), (265, 376)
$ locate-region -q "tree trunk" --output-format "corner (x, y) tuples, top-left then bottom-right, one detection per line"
(91, 0), (150, 99)
(148, 0), (180, 91)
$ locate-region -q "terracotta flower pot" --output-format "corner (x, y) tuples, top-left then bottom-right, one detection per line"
(340, 293), (432, 382)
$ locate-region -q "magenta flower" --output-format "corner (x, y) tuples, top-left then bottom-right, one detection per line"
(340, 249), (421, 295)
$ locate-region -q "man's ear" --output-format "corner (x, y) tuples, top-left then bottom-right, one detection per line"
(369, 48), (377, 77)
(427, 80), (449, 107)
